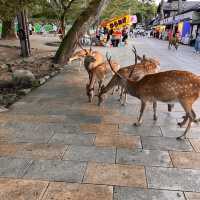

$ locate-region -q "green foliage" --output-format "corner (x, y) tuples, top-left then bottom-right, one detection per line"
(31, 0), (91, 23)
(0, 0), (39, 20)
(101, 0), (157, 23)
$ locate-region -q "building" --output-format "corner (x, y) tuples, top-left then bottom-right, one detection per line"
(156, 0), (200, 45)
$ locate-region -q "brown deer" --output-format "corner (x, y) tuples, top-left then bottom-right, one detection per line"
(85, 55), (120, 102)
(70, 33), (105, 73)
(102, 55), (200, 139)
(98, 48), (160, 106)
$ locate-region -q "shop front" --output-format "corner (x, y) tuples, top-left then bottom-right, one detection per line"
(190, 11), (200, 46)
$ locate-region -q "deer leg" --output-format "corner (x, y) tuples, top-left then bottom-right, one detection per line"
(119, 87), (124, 102)
(177, 101), (195, 139)
(87, 73), (96, 103)
(153, 102), (158, 121)
(134, 101), (146, 126)
(178, 113), (189, 128)
(121, 90), (127, 106)
(111, 87), (115, 95)
(98, 80), (103, 94)
(177, 116), (192, 140)
(180, 109), (198, 126)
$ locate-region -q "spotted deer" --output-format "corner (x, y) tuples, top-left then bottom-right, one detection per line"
(98, 47), (160, 106)
(85, 55), (120, 102)
(71, 33), (105, 72)
(102, 55), (200, 139)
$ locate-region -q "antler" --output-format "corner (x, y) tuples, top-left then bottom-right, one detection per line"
(89, 35), (93, 53)
(76, 32), (88, 54)
(131, 45), (138, 65)
(129, 45), (138, 78)
(106, 52), (124, 80)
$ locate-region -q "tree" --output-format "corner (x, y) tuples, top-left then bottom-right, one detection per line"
(0, 0), (37, 39)
(54, 0), (110, 64)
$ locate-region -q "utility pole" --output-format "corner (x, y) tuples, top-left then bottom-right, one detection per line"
(17, 9), (31, 57)
(178, 0), (183, 14)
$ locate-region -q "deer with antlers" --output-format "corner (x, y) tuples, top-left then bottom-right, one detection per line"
(74, 33), (120, 102)
(85, 55), (120, 102)
(101, 55), (200, 139)
(98, 46), (161, 106)
(69, 34), (104, 71)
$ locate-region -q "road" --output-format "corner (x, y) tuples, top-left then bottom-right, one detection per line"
(0, 37), (200, 200)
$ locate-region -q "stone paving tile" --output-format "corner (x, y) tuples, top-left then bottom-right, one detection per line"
(119, 124), (162, 137)
(113, 187), (185, 200)
(0, 144), (67, 160)
(95, 134), (141, 149)
(6, 130), (54, 144)
(83, 162), (147, 188)
(0, 178), (48, 200)
(66, 113), (102, 124)
(49, 133), (95, 146)
(63, 145), (116, 163)
(3, 122), (82, 135)
(141, 136), (193, 151)
(189, 139), (200, 152)
(0, 128), (15, 143)
(146, 167), (200, 192)
(42, 182), (113, 200)
(0, 114), (66, 124)
(0, 122), (56, 144)
(117, 149), (172, 167)
(170, 151), (200, 169)
(0, 157), (32, 178)
(23, 160), (86, 182)
(80, 123), (119, 134)
(185, 192), (200, 200)
(161, 126), (200, 139)
(102, 114), (137, 125)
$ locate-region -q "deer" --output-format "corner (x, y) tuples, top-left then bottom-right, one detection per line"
(98, 46), (161, 106)
(74, 33), (120, 102)
(101, 54), (200, 140)
(85, 55), (120, 102)
(69, 33), (105, 72)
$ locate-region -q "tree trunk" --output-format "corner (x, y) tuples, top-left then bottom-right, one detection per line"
(1, 20), (16, 39)
(54, 0), (110, 64)
(60, 12), (65, 39)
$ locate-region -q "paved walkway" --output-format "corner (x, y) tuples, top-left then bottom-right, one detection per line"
(0, 38), (200, 200)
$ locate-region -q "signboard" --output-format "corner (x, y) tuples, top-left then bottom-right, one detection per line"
(101, 15), (137, 30)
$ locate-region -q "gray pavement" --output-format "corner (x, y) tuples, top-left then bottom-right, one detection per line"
(0, 38), (200, 200)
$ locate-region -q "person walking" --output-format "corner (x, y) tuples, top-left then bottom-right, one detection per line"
(194, 33), (200, 53)
(28, 23), (33, 35)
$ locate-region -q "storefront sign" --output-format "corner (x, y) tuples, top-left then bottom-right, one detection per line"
(101, 15), (137, 30)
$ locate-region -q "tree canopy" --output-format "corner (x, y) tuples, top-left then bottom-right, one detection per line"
(0, 0), (39, 20)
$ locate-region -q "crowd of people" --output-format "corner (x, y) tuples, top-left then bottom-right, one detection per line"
(151, 28), (200, 53)
(95, 26), (129, 47)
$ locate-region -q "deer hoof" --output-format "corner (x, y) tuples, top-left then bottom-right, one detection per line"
(153, 116), (158, 121)
(176, 136), (186, 140)
(134, 122), (141, 127)
(177, 122), (185, 128)
(194, 118), (200, 123)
